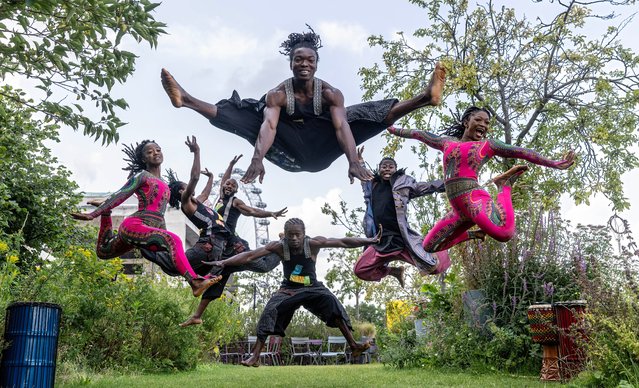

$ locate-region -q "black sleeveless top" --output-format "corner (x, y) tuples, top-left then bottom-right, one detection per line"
(187, 202), (228, 238)
(281, 249), (317, 288)
(214, 196), (241, 234)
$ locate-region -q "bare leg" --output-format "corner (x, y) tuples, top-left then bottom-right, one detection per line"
(179, 298), (213, 327)
(335, 318), (370, 360)
(241, 339), (264, 367)
(160, 68), (218, 119)
(383, 62), (446, 124)
(389, 266), (405, 288)
(491, 165), (528, 190)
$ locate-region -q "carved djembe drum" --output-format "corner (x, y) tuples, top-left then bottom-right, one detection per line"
(554, 300), (588, 380)
(528, 304), (560, 381)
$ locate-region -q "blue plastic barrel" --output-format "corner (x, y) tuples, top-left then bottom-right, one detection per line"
(1, 302), (62, 388)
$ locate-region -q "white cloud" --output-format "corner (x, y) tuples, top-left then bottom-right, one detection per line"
(160, 22), (260, 61)
(318, 21), (369, 54)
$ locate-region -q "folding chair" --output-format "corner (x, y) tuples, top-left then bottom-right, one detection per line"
(289, 337), (312, 365)
(320, 336), (347, 364)
(260, 335), (283, 366)
(243, 335), (257, 360)
(357, 336), (373, 364)
(219, 341), (244, 364)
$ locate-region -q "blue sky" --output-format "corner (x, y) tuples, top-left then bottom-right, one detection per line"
(46, 0), (639, 264)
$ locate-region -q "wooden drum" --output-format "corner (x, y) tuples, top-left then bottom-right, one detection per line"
(528, 304), (558, 345)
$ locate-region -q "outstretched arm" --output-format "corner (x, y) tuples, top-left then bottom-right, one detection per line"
(218, 154), (242, 198)
(234, 198), (288, 219)
(310, 229), (381, 250)
(182, 136), (200, 207)
(411, 179), (446, 199)
(72, 173), (144, 220)
(241, 90), (283, 184)
(489, 140), (575, 170)
(328, 88), (373, 183)
(208, 241), (282, 268)
(387, 126), (446, 152)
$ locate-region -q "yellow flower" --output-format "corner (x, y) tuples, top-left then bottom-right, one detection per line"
(0, 241), (8, 253)
(7, 255), (19, 264)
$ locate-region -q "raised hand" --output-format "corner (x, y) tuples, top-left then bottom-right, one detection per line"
(185, 135), (199, 153)
(348, 162), (374, 184)
(230, 154), (243, 165)
(201, 168), (213, 178)
(556, 150), (576, 170)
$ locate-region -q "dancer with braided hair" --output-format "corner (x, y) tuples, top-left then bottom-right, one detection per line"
(71, 140), (221, 297)
(388, 107), (575, 252)
(212, 218), (381, 367)
(162, 136), (283, 327)
(161, 25), (446, 184)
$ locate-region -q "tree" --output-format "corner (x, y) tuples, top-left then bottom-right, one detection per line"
(360, 0), (639, 211)
(0, 0), (166, 144)
(0, 86), (81, 266)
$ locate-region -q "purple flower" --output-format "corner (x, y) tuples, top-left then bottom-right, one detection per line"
(542, 282), (554, 297)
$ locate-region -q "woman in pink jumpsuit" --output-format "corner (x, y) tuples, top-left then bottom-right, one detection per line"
(72, 140), (221, 297)
(388, 107), (575, 252)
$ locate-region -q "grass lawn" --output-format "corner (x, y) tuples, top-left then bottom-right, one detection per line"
(58, 363), (558, 387)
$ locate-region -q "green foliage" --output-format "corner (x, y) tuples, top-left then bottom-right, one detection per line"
(0, 0), (166, 143)
(573, 218), (639, 387)
(29, 242), (199, 372)
(346, 303), (386, 328)
(377, 319), (426, 369)
(0, 224), (252, 373)
(378, 272), (539, 372)
(0, 88), (80, 266)
(361, 0), (639, 211)
(285, 310), (342, 339)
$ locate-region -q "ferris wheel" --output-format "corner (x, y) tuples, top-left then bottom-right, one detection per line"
(212, 167), (271, 248)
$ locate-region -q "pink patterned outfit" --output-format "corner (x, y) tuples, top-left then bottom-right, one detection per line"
(390, 128), (567, 252)
(88, 171), (199, 278)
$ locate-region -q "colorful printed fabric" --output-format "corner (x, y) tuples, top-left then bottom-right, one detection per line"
(91, 171), (197, 278)
(391, 128), (563, 251)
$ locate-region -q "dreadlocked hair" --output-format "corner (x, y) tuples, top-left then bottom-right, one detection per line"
(122, 140), (156, 178)
(284, 218), (305, 232)
(165, 169), (185, 209)
(279, 24), (322, 62)
(441, 106), (492, 139)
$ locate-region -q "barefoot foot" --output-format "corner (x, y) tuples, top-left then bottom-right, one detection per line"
(389, 266), (405, 288)
(422, 62), (446, 106)
(491, 165), (528, 189)
(350, 341), (371, 360)
(241, 355), (260, 367)
(161, 68), (188, 108)
(191, 275), (222, 297)
(179, 316), (203, 328)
